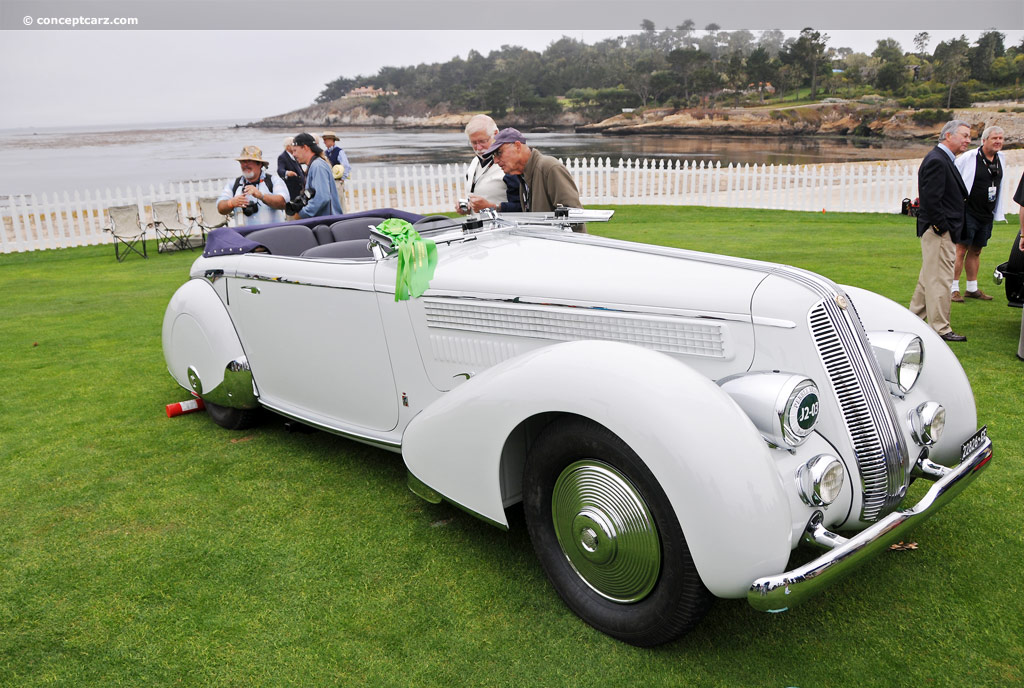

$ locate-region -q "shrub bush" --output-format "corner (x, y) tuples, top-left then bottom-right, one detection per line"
(911, 109), (954, 125)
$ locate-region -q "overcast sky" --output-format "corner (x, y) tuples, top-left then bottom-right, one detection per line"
(1, 27), (1021, 130)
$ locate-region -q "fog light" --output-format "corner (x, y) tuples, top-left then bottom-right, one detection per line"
(797, 455), (845, 507)
(909, 401), (945, 446)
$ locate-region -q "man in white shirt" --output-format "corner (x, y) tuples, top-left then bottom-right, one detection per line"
(216, 146), (287, 226)
(455, 114), (521, 215)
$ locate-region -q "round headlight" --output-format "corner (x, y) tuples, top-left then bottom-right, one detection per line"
(797, 455), (845, 506)
(868, 331), (924, 394)
(896, 337), (923, 393)
(782, 379), (819, 446)
(909, 401), (945, 446)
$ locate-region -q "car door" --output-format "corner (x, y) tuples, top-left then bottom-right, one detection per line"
(225, 253), (399, 432)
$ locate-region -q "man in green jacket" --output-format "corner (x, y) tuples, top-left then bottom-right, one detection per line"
(487, 128), (586, 232)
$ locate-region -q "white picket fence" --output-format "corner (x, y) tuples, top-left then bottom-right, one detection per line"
(3, 158), (1022, 254)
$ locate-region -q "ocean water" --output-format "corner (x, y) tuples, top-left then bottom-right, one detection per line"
(0, 120), (935, 201)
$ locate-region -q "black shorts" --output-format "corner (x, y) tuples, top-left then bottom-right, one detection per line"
(959, 213), (993, 248)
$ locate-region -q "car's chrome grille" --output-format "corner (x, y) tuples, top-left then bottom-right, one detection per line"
(424, 300), (726, 358)
(809, 298), (909, 522)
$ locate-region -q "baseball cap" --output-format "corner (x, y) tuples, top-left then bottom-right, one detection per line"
(483, 128), (527, 155)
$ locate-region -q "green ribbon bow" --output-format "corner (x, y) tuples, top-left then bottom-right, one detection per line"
(375, 218), (438, 301)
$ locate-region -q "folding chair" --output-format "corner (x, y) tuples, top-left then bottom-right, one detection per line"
(188, 197), (229, 243)
(103, 205), (149, 261)
(152, 200), (198, 252)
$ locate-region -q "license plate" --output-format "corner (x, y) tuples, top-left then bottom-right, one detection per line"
(961, 425), (988, 462)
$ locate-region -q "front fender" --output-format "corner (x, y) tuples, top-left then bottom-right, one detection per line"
(402, 340), (793, 598)
(162, 278), (257, 408)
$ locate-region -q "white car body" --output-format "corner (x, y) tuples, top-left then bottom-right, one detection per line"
(162, 209), (992, 646)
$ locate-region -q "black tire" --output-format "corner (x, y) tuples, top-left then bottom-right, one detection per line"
(523, 417), (713, 646)
(204, 400), (262, 430)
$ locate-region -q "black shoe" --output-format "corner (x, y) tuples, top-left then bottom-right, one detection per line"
(1017, 353), (1024, 362)
(940, 331), (967, 342)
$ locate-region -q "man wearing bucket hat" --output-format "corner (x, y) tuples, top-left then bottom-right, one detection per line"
(216, 146), (287, 226)
(486, 127), (585, 232)
(291, 133), (343, 219)
(322, 131), (351, 213)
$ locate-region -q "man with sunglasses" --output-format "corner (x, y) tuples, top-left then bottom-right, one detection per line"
(486, 128), (585, 232)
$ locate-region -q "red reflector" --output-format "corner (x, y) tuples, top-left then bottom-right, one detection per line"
(972, 453), (992, 471)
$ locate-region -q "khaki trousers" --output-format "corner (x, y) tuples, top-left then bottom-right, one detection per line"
(335, 180), (347, 214)
(909, 228), (955, 336)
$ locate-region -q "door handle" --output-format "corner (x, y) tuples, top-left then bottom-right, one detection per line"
(240, 285), (260, 294)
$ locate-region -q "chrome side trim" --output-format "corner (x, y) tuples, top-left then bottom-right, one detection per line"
(234, 271), (375, 292)
(748, 435), (992, 612)
(258, 400), (402, 452)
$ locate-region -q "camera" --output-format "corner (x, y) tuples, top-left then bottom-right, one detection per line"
(458, 198), (471, 214)
(242, 199), (259, 216)
(285, 187), (316, 215)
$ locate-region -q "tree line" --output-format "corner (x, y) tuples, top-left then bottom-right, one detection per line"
(315, 23), (1024, 119)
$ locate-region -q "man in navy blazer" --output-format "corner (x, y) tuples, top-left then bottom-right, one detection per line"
(909, 120), (972, 342)
(277, 137), (306, 201)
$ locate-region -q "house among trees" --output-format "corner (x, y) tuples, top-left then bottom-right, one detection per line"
(345, 86), (394, 98)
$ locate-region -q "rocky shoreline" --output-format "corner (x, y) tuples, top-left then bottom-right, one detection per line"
(255, 99), (1024, 146)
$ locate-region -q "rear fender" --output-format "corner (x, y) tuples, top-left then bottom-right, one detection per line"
(162, 278), (258, 409)
(402, 340), (793, 598)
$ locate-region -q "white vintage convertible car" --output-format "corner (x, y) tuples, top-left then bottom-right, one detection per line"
(162, 208), (992, 646)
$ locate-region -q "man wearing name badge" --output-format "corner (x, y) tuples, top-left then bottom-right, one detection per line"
(322, 131), (351, 213)
(290, 132), (342, 220)
(456, 114), (521, 215)
(216, 146), (287, 226)
(951, 125), (1005, 302)
(486, 127), (585, 232)
(909, 120), (971, 342)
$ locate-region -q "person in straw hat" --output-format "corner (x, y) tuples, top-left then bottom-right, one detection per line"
(216, 145), (287, 226)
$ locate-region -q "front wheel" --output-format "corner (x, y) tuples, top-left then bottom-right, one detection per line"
(523, 417), (712, 646)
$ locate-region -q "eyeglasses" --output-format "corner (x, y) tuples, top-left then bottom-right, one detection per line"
(493, 144), (509, 161)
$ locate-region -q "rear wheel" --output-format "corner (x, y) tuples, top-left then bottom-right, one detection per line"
(204, 400), (262, 430)
(523, 417), (713, 646)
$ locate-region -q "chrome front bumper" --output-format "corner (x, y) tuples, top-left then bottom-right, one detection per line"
(748, 435), (993, 612)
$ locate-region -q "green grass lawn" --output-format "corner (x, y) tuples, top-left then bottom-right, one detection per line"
(1, 208), (1022, 687)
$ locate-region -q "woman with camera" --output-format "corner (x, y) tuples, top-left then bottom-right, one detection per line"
(216, 146), (287, 226)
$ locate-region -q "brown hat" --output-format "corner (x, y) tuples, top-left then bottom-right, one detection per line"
(321, 130), (339, 142)
(235, 145), (269, 166)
